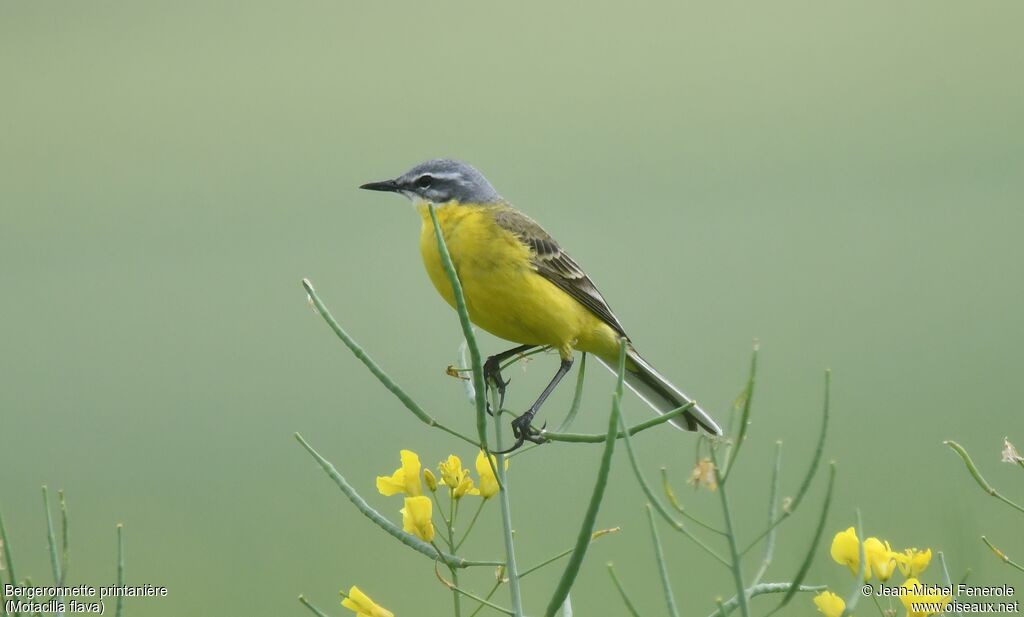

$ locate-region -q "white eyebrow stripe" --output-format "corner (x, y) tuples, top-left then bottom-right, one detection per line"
(425, 172), (463, 180)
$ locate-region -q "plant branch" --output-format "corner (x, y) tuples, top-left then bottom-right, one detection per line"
(427, 204), (490, 451)
(295, 433), (499, 569)
(543, 340), (624, 617)
(945, 441), (1024, 515)
(302, 278), (478, 446)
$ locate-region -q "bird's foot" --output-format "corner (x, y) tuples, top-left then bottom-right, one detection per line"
(493, 413), (547, 454)
(483, 355), (511, 416)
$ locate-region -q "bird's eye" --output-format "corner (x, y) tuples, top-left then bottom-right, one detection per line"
(415, 175), (433, 188)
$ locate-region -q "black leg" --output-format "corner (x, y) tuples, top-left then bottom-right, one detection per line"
(483, 344), (536, 415)
(495, 356), (574, 453)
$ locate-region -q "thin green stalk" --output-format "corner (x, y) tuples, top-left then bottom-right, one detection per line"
(492, 401), (523, 617)
(435, 561), (514, 617)
(543, 402), (694, 443)
(468, 581), (504, 617)
(945, 441), (1024, 515)
(772, 462), (836, 613)
(58, 492), (69, 586)
(607, 564), (644, 617)
(302, 279), (478, 446)
(706, 583), (826, 617)
(661, 468), (727, 535)
(543, 340), (623, 617)
(520, 528), (619, 578)
(646, 505), (680, 617)
(982, 536), (1024, 573)
(447, 585), (513, 616)
(298, 595), (332, 617)
(741, 371), (830, 555)
(42, 487), (62, 586)
(295, 433), (499, 569)
(721, 344), (758, 483)
(115, 523), (124, 617)
(556, 353), (587, 432)
(42, 487), (66, 615)
(617, 389), (729, 567)
(750, 441), (783, 589)
(710, 448), (749, 617)
(938, 552), (962, 617)
(443, 501), (463, 617)
(456, 500), (487, 552)
(428, 204), (489, 451)
(1, 510), (18, 589)
(839, 510), (866, 617)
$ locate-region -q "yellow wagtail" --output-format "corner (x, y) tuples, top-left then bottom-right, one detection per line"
(361, 159), (721, 451)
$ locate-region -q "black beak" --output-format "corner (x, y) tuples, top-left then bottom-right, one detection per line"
(359, 179), (401, 192)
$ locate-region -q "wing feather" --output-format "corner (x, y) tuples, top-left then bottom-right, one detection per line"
(492, 207), (629, 339)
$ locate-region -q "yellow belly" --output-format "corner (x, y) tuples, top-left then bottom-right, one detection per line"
(417, 203), (620, 360)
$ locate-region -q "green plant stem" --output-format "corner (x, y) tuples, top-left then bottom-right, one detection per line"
(945, 441), (1024, 515)
(58, 492), (69, 587)
(302, 279), (478, 446)
(444, 503), (463, 617)
(0, 510), (15, 586)
(660, 468), (727, 535)
(740, 371), (830, 556)
(543, 341), (624, 617)
(707, 583), (826, 617)
(492, 402), (524, 617)
(750, 442), (782, 589)
(542, 402), (694, 444)
(771, 462), (836, 614)
(428, 204), (489, 450)
(982, 536), (1024, 573)
(710, 448), (750, 617)
(617, 395), (730, 567)
(520, 529), (618, 578)
(115, 523), (125, 617)
(557, 353), (588, 432)
(436, 563), (513, 617)
(646, 505), (680, 617)
(295, 433), (499, 569)
(468, 581), (504, 617)
(42, 488), (62, 587)
(298, 595), (332, 617)
(42, 487), (66, 615)
(456, 500), (487, 552)
(607, 564), (643, 617)
(721, 344), (758, 483)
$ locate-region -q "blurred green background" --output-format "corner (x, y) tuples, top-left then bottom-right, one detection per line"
(2, 2), (1022, 615)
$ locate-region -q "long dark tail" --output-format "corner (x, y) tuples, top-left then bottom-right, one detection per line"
(597, 348), (722, 435)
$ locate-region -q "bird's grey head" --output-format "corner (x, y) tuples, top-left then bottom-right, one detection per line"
(360, 159), (501, 204)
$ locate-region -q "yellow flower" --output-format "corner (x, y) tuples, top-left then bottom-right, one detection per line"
(896, 548), (932, 578)
(438, 455), (479, 499)
(439, 455), (466, 488)
(454, 474), (479, 499)
(424, 469), (438, 492)
(401, 495), (435, 542)
(376, 450), (422, 497)
(830, 527), (863, 576)
(864, 537), (897, 582)
(687, 458), (718, 491)
(813, 591), (845, 617)
(475, 450), (506, 499)
(899, 578), (950, 617)
(341, 586), (393, 617)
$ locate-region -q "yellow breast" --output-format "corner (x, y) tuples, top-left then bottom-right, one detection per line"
(416, 202), (620, 360)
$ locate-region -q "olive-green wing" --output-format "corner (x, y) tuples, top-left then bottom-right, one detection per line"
(493, 206), (629, 339)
